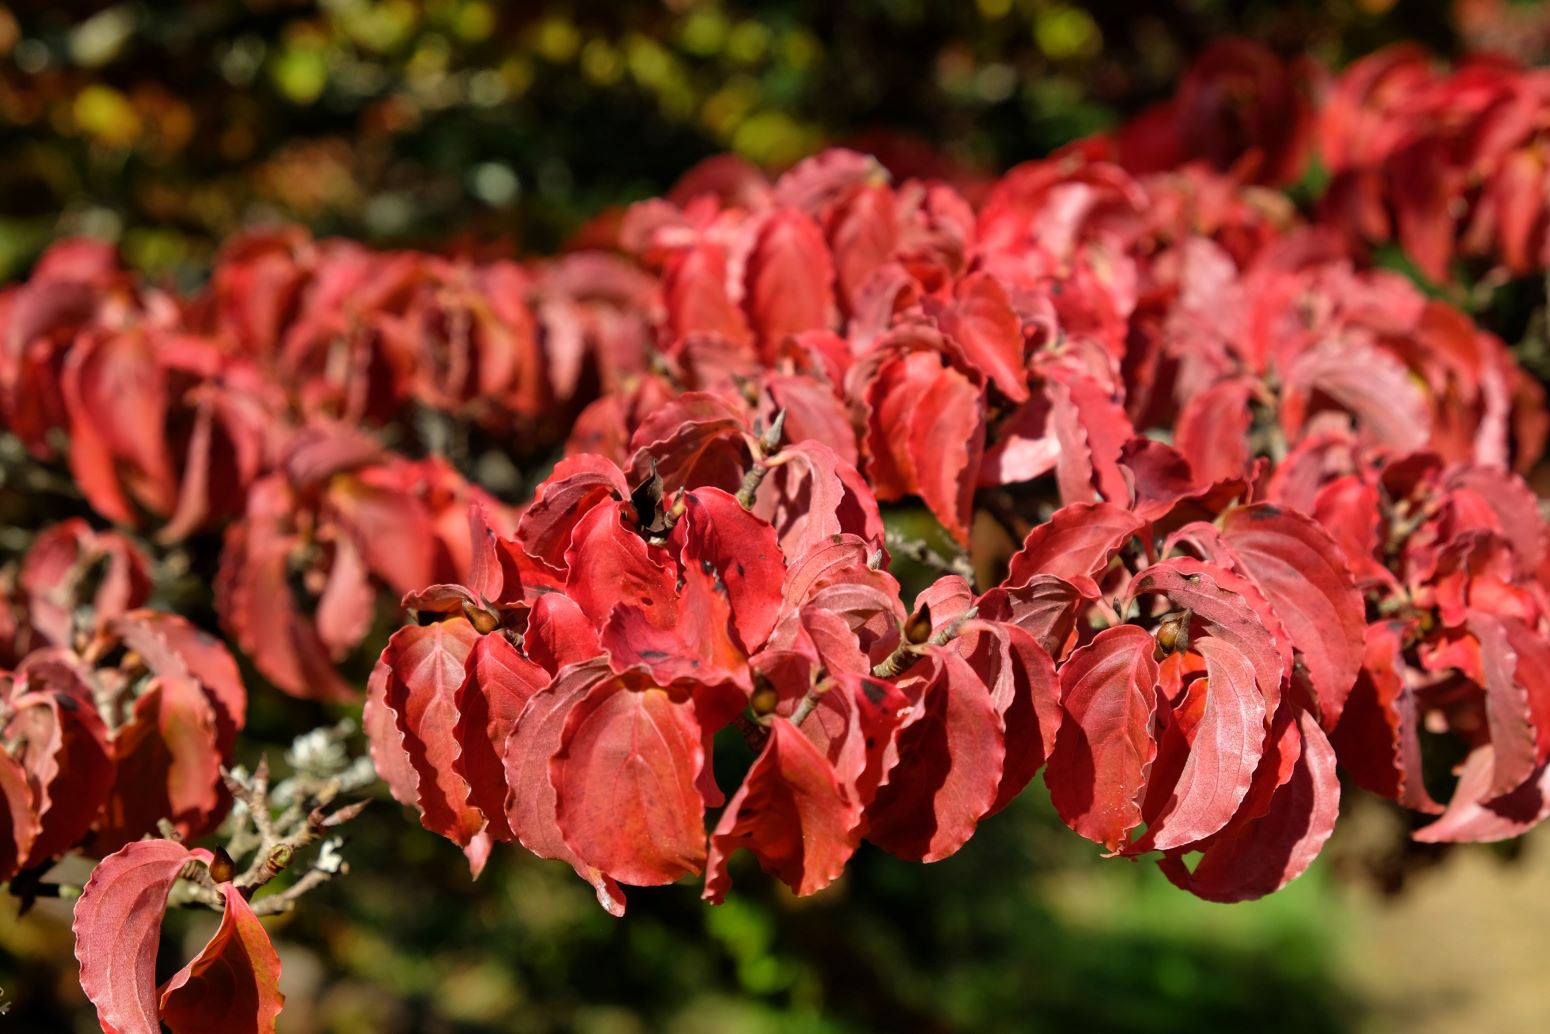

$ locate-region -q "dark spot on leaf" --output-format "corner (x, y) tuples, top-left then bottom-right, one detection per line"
(860, 678), (886, 704)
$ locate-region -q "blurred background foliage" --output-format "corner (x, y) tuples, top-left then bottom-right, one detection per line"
(6, 1), (1550, 1031)
(0, 0), (1533, 280)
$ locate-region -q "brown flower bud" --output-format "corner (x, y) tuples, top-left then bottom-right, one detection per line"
(904, 602), (934, 645)
(750, 672), (778, 716)
(464, 602), (500, 635)
(1154, 609), (1192, 655)
(207, 847), (236, 884)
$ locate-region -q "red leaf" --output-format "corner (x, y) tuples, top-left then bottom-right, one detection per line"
(745, 209), (836, 358)
(159, 883), (284, 1034)
(1221, 504), (1365, 727)
(62, 328), (175, 525)
(456, 633), (549, 843)
(662, 242), (753, 347)
(20, 519), (151, 649)
(626, 392), (748, 493)
(329, 473), (438, 596)
(8, 654), (113, 868)
(363, 619), (489, 872)
(1174, 378), (1256, 485)
(601, 561), (749, 691)
(976, 576), (1084, 660)
(1044, 625), (1160, 851)
(703, 717), (859, 903)
(1132, 636), (1267, 852)
(1158, 708), (1340, 902)
(564, 501), (677, 628)
(1413, 747), (1550, 844)
(797, 672), (913, 809)
(935, 272), (1030, 402)
(1127, 557), (1289, 718)
(752, 443), (886, 560)
(502, 659), (627, 914)
(94, 656), (223, 854)
(1048, 371), (1133, 506)
(1004, 501), (1145, 595)
(552, 675), (707, 885)
(515, 454), (628, 573)
(0, 750), (38, 883)
(523, 593), (602, 674)
(1330, 620), (1441, 813)
(1467, 611), (1540, 799)
(866, 648), (1006, 862)
(907, 362), (985, 545)
(675, 487), (786, 652)
(958, 622), (1062, 815)
(314, 533), (375, 657)
(74, 839), (213, 1034)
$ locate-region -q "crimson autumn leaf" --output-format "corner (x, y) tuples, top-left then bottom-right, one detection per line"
(1130, 636), (1267, 853)
(455, 633), (548, 843)
(907, 361), (986, 546)
(1465, 611), (1550, 799)
(744, 209), (836, 358)
(1174, 378), (1257, 485)
(1004, 501), (1145, 595)
(501, 660), (627, 916)
(159, 883), (285, 1034)
(59, 326), (174, 526)
(865, 647), (1006, 862)
(551, 673), (707, 886)
(0, 749), (38, 885)
(703, 717), (860, 903)
(94, 613), (238, 854)
(1157, 708), (1339, 902)
(1045, 624), (1160, 851)
(6, 652), (114, 868)
(795, 672), (913, 811)
(1218, 503), (1366, 727)
(19, 519), (151, 650)
(562, 500), (677, 628)
(514, 454), (629, 575)
(1127, 557), (1289, 718)
(626, 391), (748, 493)
(1413, 747), (1550, 844)
(523, 593), (602, 674)
(670, 487), (787, 652)
(934, 271), (1030, 403)
(364, 618), (489, 873)
(74, 839), (215, 1034)
(953, 621), (1062, 815)
(1330, 620), (1441, 814)
(662, 243), (755, 348)
(751, 441), (887, 559)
